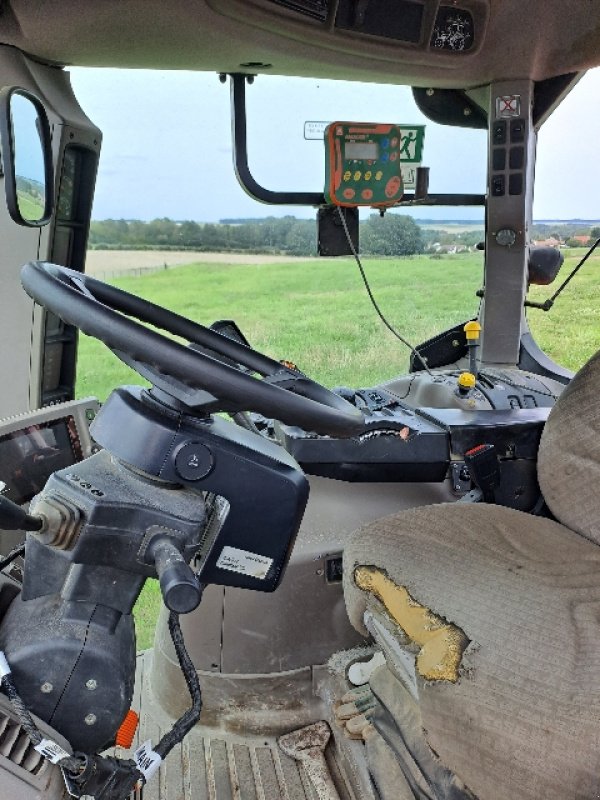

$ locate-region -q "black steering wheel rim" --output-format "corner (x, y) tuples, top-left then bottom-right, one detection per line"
(21, 262), (364, 437)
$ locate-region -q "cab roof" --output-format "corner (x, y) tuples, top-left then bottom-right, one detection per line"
(0, 0), (598, 88)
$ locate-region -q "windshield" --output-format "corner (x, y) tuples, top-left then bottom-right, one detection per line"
(70, 70), (486, 398)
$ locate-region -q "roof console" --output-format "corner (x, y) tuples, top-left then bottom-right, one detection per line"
(265, 0), (329, 21)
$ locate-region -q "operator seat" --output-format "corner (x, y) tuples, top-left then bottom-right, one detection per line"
(343, 349), (600, 800)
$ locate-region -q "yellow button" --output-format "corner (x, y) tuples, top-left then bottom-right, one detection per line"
(464, 320), (482, 340)
(365, 170), (372, 181)
(458, 372), (476, 389)
(375, 170), (383, 180)
(354, 170), (362, 181)
(343, 170), (351, 182)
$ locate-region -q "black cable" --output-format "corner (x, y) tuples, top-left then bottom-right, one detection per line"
(1, 672), (85, 775)
(154, 610), (203, 760)
(336, 207), (433, 376)
(478, 369), (558, 400)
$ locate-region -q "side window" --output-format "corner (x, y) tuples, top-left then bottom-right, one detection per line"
(528, 69), (600, 370)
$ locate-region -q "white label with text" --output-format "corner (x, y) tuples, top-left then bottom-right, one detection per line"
(216, 546), (273, 579)
(34, 739), (71, 765)
(134, 740), (162, 780)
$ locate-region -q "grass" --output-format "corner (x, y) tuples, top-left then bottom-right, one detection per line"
(77, 253), (485, 398)
(75, 250), (600, 648)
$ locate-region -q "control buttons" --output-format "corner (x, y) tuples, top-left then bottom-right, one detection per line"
(361, 189), (374, 200)
(509, 173), (523, 195)
(381, 138), (390, 148)
(510, 118), (525, 142)
(492, 149), (506, 171)
(491, 174), (505, 196)
(492, 120), (507, 145)
(343, 187), (356, 200)
(343, 170), (351, 181)
(384, 176), (402, 198)
(389, 152), (398, 162)
(390, 137), (399, 147)
(509, 146), (524, 170)
(364, 170), (372, 181)
(375, 170), (383, 180)
(353, 170), (362, 181)
(174, 441), (214, 481)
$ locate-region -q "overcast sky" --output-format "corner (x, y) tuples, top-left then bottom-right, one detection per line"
(69, 67), (600, 223)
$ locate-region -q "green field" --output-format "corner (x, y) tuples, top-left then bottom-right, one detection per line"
(76, 250), (600, 648)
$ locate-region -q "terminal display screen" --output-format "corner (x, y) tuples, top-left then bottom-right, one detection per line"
(0, 416), (82, 505)
(345, 141), (379, 160)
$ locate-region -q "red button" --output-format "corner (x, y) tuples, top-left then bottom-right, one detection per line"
(343, 188), (356, 200)
(390, 151), (398, 162)
(361, 189), (373, 200)
(384, 176), (402, 198)
(391, 137), (399, 147)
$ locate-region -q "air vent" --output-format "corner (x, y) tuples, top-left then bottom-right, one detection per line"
(265, 0), (329, 22)
(336, 0), (425, 44)
(0, 712), (47, 775)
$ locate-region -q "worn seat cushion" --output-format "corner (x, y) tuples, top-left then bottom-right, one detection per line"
(344, 502), (600, 800)
(538, 348), (600, 542)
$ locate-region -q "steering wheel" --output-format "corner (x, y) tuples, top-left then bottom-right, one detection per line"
(21, 262), (364, 437)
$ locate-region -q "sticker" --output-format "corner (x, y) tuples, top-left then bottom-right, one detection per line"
(496, 95), (521, 118)
(0, 651), (10, 677)
(216, 546), (273, 580)
(134, 740), (162, 780)
(34, 738), (70, 764)
(303, 120), (329, 140)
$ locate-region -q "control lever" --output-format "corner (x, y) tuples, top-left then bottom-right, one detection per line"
(0, 495), (43, 532)
(148, 536), (202, 614)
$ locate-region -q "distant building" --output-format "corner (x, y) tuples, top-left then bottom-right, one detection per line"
(531, 236), (561, 247)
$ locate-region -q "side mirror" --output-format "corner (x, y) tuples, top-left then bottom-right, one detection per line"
(0, 88), (53, 227)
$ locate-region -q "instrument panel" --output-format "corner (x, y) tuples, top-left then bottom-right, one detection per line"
(0, 399), (100, 508)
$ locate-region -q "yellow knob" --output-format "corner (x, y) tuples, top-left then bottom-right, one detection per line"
(464, 321), (481, 341)
(458, 372), (476, 389)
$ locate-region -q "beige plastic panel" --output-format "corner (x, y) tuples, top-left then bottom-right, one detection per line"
(0, 46), (101, 416)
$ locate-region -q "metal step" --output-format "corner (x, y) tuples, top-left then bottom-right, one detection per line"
(120, 653), (356, 800)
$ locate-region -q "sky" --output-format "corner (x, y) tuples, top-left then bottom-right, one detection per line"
(68, 67), (600, 223)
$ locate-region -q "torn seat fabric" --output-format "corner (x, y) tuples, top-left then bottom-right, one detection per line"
(344, 502), (600, 800)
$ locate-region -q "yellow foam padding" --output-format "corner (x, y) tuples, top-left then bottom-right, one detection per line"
(354, 566), (469, 682)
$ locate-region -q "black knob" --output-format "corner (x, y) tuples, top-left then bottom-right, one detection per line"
(149, 537), (202, 614)
(0, 495), (43, 531)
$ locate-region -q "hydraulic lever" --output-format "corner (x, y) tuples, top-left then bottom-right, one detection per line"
(147, 536), (203, 614)
(0, 494), (43, 531)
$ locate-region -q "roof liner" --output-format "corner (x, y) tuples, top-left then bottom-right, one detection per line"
(1, 0), (599, 87)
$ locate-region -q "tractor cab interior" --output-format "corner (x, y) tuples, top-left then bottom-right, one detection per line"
(0, 2), (599, 799)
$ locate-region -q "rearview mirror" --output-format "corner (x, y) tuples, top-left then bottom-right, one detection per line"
(0, 88), (53, 226)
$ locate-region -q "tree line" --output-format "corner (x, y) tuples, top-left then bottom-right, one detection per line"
(89, 214), (425, 257)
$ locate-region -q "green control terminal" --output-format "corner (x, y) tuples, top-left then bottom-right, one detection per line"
(325, 122), (406, 207)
